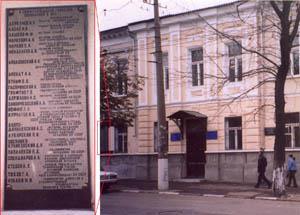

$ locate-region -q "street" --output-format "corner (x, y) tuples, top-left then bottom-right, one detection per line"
(101, 192), (300, 215)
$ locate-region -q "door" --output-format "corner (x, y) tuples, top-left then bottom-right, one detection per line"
(186, 118), (207, 178)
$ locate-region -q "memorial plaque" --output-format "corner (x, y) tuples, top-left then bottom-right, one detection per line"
(6, 5), (89, 194)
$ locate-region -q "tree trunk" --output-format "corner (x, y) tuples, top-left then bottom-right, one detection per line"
(272, 167), (285, 196)
(272, 12), (290, 195)
(273, 75), (286, 196)
(270, 0), (300, 196)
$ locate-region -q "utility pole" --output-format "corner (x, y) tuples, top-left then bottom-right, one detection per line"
(153, 0), (169, 190)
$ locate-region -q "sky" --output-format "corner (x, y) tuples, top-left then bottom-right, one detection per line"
(96, 0), (236, 31)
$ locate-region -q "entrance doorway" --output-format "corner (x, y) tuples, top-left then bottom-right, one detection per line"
(186, 118), (207, 178)
(168, 110), (207, 178)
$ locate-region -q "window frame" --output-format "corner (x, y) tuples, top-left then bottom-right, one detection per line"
(285, 112), (300, 148)
(225, 117), (242, 150)
(227, 42), (242, 82)
(190, 48), (204, 87)
(290, 34), (300, 76)
(100, 126), (109, 154)
(162, 53), (169, 90)
(116, 58), (128, 96)
(114, 125), (128, 153)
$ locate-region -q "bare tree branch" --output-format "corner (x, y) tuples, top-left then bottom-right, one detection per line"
(270, 1), (283, 19)
(290, 3), (300, 42)
(197, 12), (280, 68)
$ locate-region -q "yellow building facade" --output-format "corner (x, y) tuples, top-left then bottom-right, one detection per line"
(101, 1), (300, 183)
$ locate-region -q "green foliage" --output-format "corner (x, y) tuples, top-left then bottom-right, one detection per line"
(100, 54), (144, 127)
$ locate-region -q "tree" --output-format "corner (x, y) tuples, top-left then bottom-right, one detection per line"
(100, 50), (144, 127)
(198, 1), (300, 196)
(269, 1), (300, 196)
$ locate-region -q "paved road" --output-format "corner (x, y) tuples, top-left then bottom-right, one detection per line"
(101, 192), (300, 215)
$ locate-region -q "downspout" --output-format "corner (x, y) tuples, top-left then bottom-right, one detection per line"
(128, 29), (143, 178)
(216, 6), (221, 181)
(259, 1), (266, 149)
(128, 30), (138, 138)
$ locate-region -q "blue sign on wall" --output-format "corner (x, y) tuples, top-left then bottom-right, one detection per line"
(171, 133), (181, 141)
(206, 131), (218, 140)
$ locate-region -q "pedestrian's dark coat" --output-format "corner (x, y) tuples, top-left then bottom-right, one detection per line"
(257, 154), (267, 173)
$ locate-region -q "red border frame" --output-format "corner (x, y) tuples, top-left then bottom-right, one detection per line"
(0, 0), (2, 213)
(0, 0), (99, 214)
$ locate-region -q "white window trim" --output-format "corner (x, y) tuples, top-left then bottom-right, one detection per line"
(163, 53), (169, 91)
(113, 93), (126, 98)
(227, 43), (242, 83)
(225, 117), (242, 150)
(114, 127), (128, 153)
(228, 127), (242, 150)
(228, 55), (242, 81)
(289, 50), (300, 77)
(115, 59), (128, 96)
(288, 32), (300, 77)
(188, 47), (205, 88)
(285, 123), (300, 148)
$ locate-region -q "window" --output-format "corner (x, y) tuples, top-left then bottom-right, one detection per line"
(116, 59), (128, 95)
(114, 126), (128, 153)
(163, 54), (169, 90)
(290, 34), (300, 76)
(285, 113), (300, 148)
(191, 48), (204, 86)
(227, 42), (242, 82)
(153, 53), (169, 90)
(154, 121), (169, 152)
(100, 126), (109, 153)
(225, 117), (242, 150)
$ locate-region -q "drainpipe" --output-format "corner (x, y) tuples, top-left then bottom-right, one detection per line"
(128, 29), (140, 178)
(259, 1), (266, 150)
(128, 30), (138, 138)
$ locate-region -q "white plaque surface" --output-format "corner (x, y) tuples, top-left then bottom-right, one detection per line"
(6, 5), (89, 190)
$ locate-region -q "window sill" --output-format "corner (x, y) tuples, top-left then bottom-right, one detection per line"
(287, 75), (300, 79)
(188, 85), (205, 90)
(113, 94), (127, 98)
(285, 147), (300, 150)
(227, 81), (243, 86)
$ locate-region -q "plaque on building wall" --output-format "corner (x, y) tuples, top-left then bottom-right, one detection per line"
(6, 5), (89, 192)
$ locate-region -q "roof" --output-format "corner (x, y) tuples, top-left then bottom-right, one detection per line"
(100, 1), (241, 32)
(100, 26), (130, 40)
(128, 0), (240, 27)
(168, 110), (207, 120)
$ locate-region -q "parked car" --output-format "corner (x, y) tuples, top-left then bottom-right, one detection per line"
(100, 167), (118, 192)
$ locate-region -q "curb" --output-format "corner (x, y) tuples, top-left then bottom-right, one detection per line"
(158, 191), (180, 195)
(202, 194), (225, 198)
(254, 196), (278, 201)
(121, 189), (226, 198)
(120, 189), (300, 202)
(121, 189), (180, 195)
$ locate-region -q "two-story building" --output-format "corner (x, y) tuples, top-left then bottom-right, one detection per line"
(101, 1), (300, 183)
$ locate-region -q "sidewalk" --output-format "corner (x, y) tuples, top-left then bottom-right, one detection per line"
(112, 179), (300, 202)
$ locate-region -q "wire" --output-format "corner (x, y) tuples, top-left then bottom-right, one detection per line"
(103, 0), (132, 13)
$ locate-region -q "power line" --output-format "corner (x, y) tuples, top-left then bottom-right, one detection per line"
(103, 0), (132, 16)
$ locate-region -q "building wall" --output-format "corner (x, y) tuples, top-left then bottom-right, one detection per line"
(132, 1), (300, 155)
(102, 1), (300, 182)
(101, 27), (139, 154)
(206, 151), (300, 185)
(101, 153), (186, 180)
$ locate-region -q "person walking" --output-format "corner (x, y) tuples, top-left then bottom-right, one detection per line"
(287, 155), (298, 188)
(255, 148), (272, 188)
